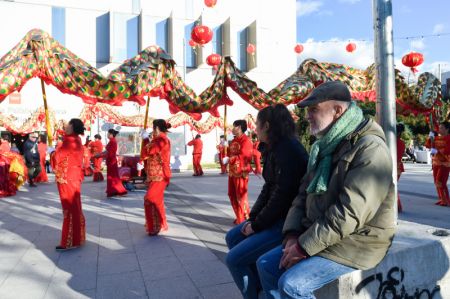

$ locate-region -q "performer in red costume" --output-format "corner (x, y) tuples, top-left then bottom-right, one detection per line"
(251, 132), (262, 175)
(35, 135), (49, 183)
(217, 135), (228, 174)
(0, 135), (11, 152)
(426, 122), (450, 206)
(396, 124), (405, 212)
(83, 136), (93, 177)
(224, 120), (253, 224)
(51, 118), (86, 251)
(96, 129), (127, 197)
(187, 134), (203, 176)
(141, 119), (172, 235)
(89, 134), (104, 182)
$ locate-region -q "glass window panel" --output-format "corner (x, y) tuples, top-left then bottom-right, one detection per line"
(185, 22), (196, 68)
(156, 19), (168, 52)
(237, 28), (248, 71)
(52, 7), (66, 45)
(212, 25), (222, 56)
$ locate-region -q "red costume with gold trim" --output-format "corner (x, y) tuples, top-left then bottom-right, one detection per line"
(396, 137), (405, 212)
(187, 138), (203, 176)
(426, 135), (450, 205)
(217, 142), (228, 174)
(141, 132), (171, 235)
(0, 142), (11, 152)
(83, 145), (93, 177)
(89, 140), (104, 182)
(35, 142), (49, 183)
(51, 134), (86, 248)
(228, 134), (253, 224)
(0, 152), (27, 197)
(104, 137), (127, 197)
(252, 140), (262, 174)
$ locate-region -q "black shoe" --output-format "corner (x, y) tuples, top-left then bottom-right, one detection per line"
(55, 245), (78, 251)
(29, 182), (37, 187)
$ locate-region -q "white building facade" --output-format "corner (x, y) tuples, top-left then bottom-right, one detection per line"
(0, 0), (297, 168)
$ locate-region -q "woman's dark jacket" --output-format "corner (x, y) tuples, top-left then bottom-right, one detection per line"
(248, 137), (309, 232)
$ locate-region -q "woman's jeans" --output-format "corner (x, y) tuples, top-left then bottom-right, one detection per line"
(225, 220), (284, 299)
(256, 245), (355, 299)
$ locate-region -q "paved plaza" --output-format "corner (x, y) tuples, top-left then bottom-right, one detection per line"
(0, 162), (449, 299)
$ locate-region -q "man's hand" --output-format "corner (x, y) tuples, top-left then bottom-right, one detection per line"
(222, 157), (229, 165)
(431, 148), (438, 155)
(241, 222), (254, 236)
(279, 243), (308, 269)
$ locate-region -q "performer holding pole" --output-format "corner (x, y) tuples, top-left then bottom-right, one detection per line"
(223, 120), (253, 224)
(141, 119), (172, 235)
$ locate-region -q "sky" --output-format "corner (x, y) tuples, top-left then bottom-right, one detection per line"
(296, 0), (450, 80)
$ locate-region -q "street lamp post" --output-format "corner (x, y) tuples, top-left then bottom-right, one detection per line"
(373, 0), (398, 221)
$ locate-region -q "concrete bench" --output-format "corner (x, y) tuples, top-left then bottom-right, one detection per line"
(315, 220), (450, 298)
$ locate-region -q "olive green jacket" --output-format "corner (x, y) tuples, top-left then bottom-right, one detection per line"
(283, 118), (396, 270)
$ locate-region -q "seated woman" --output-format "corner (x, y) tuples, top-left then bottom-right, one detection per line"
(225, 104), (309, 299)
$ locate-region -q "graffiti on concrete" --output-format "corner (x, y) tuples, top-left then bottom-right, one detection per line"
(355, 266), (440, 299)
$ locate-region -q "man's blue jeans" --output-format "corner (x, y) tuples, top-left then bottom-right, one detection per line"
(225, 221), (284, 299)
(256, 245), (355, 299)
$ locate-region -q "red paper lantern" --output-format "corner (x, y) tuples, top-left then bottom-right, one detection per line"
(402, 52), (424, 73)
(188, 39), (197, 47)
(246, 43), (256, 55)
(204, 0), (217, 7)
(294, 44), (304, 54)
(191, 25), (213, 45)
(346, 42), (356, 53)
(206, 54), (221, 66)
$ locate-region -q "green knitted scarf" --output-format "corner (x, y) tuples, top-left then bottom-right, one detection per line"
(306, 102), (364, 194)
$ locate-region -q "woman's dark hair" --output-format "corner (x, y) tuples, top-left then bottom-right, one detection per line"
(195, 134), (201, 139)
(94, 134), (102, 140)
(69, 118), (86, 135)
(1, 135), (10, 142)
(108, 128), (119, 137)
(220, 135), (225, 138)
(39, 135), (47, 144)
(440, 121), (450, 132)
(153, 119), (171, 132)
(396, 123), (405, 137)
(257, 104), (296, 145)
(233, 120), (247, 133)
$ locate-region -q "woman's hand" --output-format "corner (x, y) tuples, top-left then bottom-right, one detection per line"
(241, 222), (254, 236)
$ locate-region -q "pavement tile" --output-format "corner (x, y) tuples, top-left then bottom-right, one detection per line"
(183, 259), (234, 288)
(49, 268), (97, 291)
(96, 271), (147, 299)
(199, 282), (242, 299)
(140, 254), (185, 281)
(45, 285), (95, 299)
(144, 274), (201, 299)
(98, 252), (139, 275)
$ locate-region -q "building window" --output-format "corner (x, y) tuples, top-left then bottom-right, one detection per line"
(185, 22), (197, 68)
(156, 19), (169, 52)
(237, 28), (248, 71)
(96, 12), (110, 65)
(112, 13), (139, 62)
(212, 25), (223, 56)
(52, 7), (66, 45)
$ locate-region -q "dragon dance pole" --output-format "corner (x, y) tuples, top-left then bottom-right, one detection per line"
(141, 96), (151, 152)
(40, 79), (53, 147)
(223, 104), (227, 155)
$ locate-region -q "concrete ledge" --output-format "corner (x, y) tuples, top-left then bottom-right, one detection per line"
(315, 220), (450, 299)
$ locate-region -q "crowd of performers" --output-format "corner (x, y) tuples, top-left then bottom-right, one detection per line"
(0, 114), (449, 252)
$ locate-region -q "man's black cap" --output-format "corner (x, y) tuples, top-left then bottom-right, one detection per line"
(297, 81), (352, 107)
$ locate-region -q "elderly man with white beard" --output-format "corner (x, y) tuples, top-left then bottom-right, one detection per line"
(256, 81), (396, 299)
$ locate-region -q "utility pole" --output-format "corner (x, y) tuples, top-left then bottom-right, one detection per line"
(373, 0), (397, 220)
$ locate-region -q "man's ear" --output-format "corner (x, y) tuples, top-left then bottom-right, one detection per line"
(334, 105), (345, 119)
